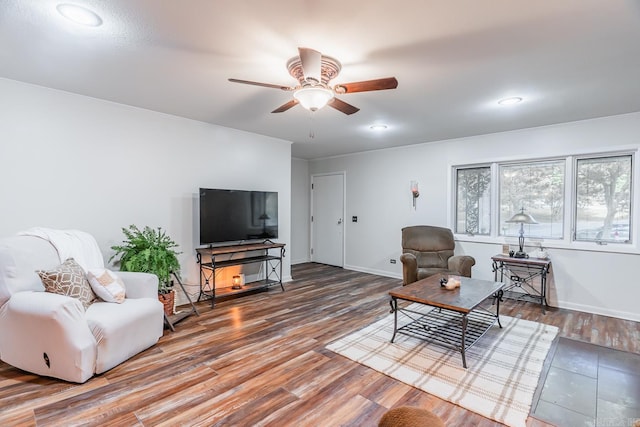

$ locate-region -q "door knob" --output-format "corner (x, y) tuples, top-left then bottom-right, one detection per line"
(337, 218), (343, 225)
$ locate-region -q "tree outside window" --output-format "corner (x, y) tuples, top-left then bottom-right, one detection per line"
(455, 167), (491, 235)
(575, 155), (632, 243)
(499, 161), (565, 239)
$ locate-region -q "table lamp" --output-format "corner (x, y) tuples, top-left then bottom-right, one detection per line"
(506, 208), (538, 258)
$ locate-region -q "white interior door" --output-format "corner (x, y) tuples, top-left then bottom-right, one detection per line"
(311, 173), (344, 267)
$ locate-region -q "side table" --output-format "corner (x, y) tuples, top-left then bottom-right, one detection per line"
(491, 254), (551, 313)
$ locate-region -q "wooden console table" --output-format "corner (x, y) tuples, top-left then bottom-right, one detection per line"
(196, 241), (285, 307)
(491, 254), (551, 313)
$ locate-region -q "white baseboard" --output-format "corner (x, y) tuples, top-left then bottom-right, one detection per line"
(343, 264), (402, 280)
(291, 258), (310, 265)
(556, 300), (640, 322)
(300, 263), (638, 323)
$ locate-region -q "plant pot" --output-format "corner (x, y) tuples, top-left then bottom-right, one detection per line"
(158, 289), (175, 317)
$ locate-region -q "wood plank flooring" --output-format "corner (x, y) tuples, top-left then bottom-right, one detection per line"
(1, 263), (638, 426)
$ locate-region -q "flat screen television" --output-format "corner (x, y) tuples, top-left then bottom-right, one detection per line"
(199, 188), (278, 245)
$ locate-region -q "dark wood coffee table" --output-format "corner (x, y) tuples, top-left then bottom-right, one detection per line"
(388, 275), (505, 368)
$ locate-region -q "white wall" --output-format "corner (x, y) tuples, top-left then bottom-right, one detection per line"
(307, 112), (640, 321)
(291, 157), (310, 265)
(0, 78), (292, 303)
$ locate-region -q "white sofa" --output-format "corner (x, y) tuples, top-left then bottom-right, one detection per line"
(0, 234), (164, 383)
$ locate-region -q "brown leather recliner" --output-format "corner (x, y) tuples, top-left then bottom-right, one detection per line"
(400, 225), (475, 285)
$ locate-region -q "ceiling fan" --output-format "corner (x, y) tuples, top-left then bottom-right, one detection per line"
(229, 47), (398, 115)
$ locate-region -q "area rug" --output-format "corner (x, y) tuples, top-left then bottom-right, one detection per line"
(326, 304), (558, 427)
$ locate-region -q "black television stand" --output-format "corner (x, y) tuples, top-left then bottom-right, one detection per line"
(196, 241), (285, 308)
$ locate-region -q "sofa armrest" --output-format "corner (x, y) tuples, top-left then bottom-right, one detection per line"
(448, 255), (476, 277)
(116, 271), (158, 299)
(400, 253), (418, 285)
(0, 291), (97, 383)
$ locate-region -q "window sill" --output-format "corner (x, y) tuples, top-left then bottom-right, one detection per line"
(453, 234), (640, 256)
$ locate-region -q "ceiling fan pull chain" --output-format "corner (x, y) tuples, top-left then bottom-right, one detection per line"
(309, 111), (315, 139)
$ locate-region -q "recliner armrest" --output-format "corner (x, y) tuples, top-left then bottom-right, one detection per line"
(448, 255), (476, 277)
(400, 253), (418, 285)
(0, 291), (97, 383)
(116, 271), (159, 299)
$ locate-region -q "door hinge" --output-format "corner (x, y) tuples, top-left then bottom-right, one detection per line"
(311, 215), (314, 222)
(310, 248), (314, 255)
(311, 183), (314, 190)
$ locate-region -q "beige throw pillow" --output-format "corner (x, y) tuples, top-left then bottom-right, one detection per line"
(37, 258), (98, 310)
(86, 269), (126, 303)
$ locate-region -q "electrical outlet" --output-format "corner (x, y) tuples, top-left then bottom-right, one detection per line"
(390, 259), (396, 264)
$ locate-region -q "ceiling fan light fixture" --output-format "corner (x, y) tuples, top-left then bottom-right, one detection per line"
(293, 87), (334, 112)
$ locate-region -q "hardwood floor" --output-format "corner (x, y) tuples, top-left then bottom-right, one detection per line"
(1, 263), (638, 426)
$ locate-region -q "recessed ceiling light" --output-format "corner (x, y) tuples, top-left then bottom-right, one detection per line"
(370, 124), (388, 131)
(56, 3), (103, 27)
(498, 97), (523, 106)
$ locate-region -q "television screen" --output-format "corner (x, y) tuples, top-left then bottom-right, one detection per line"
(199, 188), (278, 244)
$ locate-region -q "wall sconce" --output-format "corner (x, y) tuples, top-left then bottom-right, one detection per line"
(410, 180), (420, 209)
(232, 275), (243, 290)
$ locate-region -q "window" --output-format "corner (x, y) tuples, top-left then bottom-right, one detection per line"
(575, 155), (632, 243)
(455, 166), (491, 235)
(499, 161), (565, 239)
(453, 151), (634, 246)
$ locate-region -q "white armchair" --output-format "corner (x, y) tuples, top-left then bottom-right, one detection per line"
(0, 234), (164, 383)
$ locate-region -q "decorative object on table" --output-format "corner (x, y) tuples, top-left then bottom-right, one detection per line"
(439, 276), (461, 290)
(410, 180), (420, 209)
(231, 274), (243, 290)
(505, 208), (538, 258)
(529, 247), (549, 259)
(110, 225), (181, 316)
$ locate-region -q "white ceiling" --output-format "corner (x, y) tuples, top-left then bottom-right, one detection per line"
(2, 1), (640, 159)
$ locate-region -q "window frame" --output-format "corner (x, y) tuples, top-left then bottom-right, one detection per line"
(451, 150), (637, 250)
(453, 164), (492, 236)
(572, 152), (634, 244)
(497, 158), (567, 241)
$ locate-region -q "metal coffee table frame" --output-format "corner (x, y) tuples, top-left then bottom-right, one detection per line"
(389, 277), (504, 368)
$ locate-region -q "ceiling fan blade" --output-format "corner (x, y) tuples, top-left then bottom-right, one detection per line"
(298, 47), (322, 83)
(271, 99), (299, 113)
(228, 78), (294, 91)
(334, 77), (398, 94)
(327, 97), (360, 115)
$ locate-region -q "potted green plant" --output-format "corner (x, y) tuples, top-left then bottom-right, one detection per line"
(110, 225), (181, 316)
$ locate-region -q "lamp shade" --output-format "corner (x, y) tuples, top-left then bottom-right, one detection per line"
(506, 209), (538, 224)
(293, 87), (334, 111)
